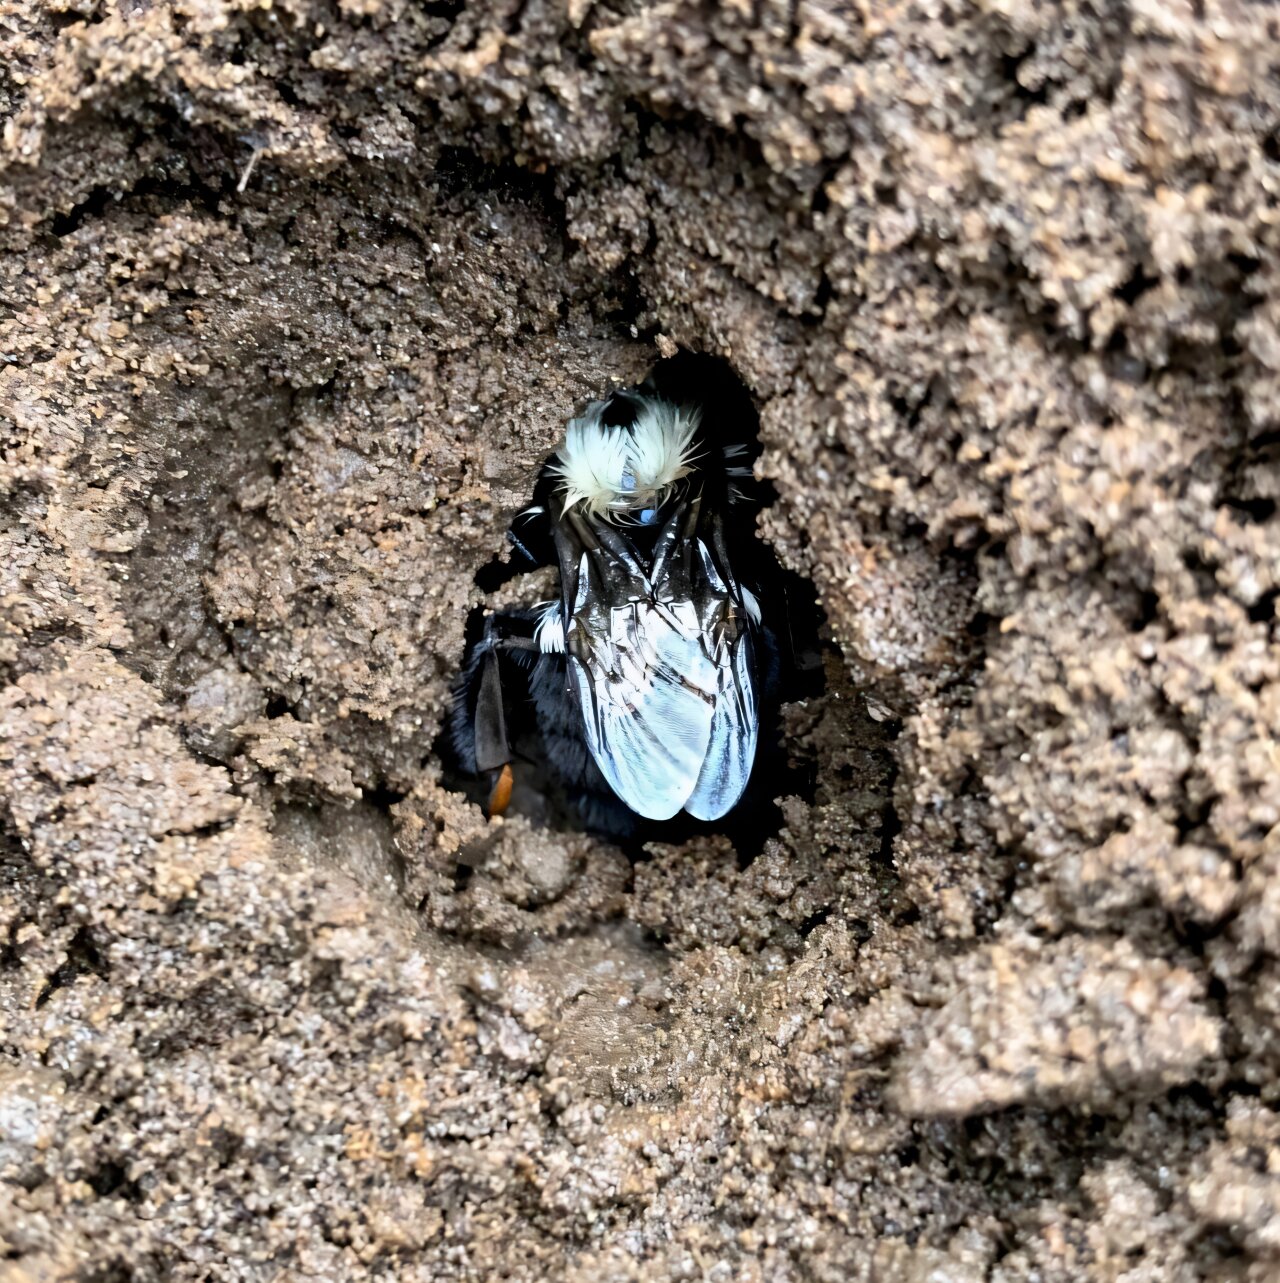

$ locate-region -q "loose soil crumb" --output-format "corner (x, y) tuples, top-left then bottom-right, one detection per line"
(3, 1), (1280, 1279)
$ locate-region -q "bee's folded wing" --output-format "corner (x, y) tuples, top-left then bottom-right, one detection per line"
(684, 626), (758, 821)
(569, 599), (719, 821)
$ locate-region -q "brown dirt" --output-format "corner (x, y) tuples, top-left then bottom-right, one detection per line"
(2, 0), (1280, 1278)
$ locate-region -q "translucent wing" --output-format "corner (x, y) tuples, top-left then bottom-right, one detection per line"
(559, 504), (759, 821)
(567, 597), (717, 820)
(682, 538), (758, 820)
(684, 616), (758, 821)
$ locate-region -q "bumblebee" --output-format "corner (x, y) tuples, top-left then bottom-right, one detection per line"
(452, 368), (770, 828)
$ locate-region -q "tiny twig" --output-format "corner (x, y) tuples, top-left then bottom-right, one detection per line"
(236, 147), (263, 194)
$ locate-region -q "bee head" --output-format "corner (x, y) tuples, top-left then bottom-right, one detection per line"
(550, 392), (701, 522)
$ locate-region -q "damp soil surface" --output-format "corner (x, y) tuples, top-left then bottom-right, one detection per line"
(4, 2), (1280, 1279)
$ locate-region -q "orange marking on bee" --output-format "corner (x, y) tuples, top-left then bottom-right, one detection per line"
(488, 763), (514, 817)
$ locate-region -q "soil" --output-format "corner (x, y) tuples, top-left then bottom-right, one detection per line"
(2, 1), (1280, 1279)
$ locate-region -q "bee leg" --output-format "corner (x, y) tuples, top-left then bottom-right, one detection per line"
(472, 646), (510, 774)
(507, 529), (540, 565)
(471, 623), (543, 817)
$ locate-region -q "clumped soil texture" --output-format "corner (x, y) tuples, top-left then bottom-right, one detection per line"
(2, 1), (1280, 1279)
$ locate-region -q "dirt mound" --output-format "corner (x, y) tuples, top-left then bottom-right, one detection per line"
(3, 1), (1280, 1278)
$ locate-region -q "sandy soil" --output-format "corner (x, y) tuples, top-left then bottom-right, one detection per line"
(2, 0), (1280, 1278)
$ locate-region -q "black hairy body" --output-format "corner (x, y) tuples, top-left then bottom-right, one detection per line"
(450, 356), (805, 837)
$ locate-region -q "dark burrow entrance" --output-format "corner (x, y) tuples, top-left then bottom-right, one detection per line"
(439, 351), (827, 863)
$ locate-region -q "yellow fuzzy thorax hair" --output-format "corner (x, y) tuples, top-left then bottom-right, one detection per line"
(550, 398), (701, 521)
